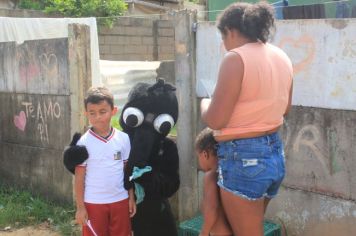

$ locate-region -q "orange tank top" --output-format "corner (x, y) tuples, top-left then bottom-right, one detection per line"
(215, 42), (293, 138)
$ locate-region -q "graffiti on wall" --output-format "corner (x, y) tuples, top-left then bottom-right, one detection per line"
(278, 34), (316, 75)
(283, 120), (343, 177)
(283, 121), (330, 175)
(13, 99), (61, 144)
(39, 53), (59, 80)
(196, 20), (356, 110)
(279, 105), (356, 202)
(273, 20), (356, 110)
(13, 111), (26, 132)
(17, 44), (40, 83)
(0, 38), (68, 94)
(17, 43), (59, 83)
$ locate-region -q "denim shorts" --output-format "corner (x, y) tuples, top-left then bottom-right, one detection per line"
(216, 132), (285, 201)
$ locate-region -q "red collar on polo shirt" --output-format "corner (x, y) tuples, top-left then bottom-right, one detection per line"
(89, 127), (115, 143)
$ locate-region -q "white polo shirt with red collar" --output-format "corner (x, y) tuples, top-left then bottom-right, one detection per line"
(77, 127), (131, 204)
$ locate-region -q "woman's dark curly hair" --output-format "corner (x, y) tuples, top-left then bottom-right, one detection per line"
(216, 1), (274, 43)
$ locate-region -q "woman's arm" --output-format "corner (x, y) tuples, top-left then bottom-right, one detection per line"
(201, 52), (244, 130)
(200, 171), (220, 236)
(284, 80), (293, 116)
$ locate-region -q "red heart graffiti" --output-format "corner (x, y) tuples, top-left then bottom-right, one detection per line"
(14, 111), (26, 132)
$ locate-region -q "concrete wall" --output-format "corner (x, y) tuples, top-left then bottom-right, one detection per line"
(195, 19), (356, 235)
(266, 106), (356, 236)
(174, 11), (199, 221)
(0, 24), (91, 203)
(264, 20), (356, 230)
(98, 17), (175, 61)
(0, 8), (55, 17)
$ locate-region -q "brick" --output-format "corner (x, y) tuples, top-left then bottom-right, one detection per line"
(128, 36), (142, 45)
(98, 36), (105, 45)
(142, 54), (154, 61)
(159, 45), (175, 54)
(147, 46), (154, 54)
(104, 36), (118, 44)
(104, 54), (118, 60)
(113, 54), (130, 60)
(104, 36), (129, 45)
(140, 19), (154, 28)
(99, 45), (111, 54)
(98, 26), (112, 35)
(142, 37), (154, 45)
(133, 27), (153, 36)
(130, 18), (154, 27)
(116, 36), (130, 45)
(124, 45), (147, 54)
(158, 54), (174, 60)
(158, 28), (174, 37)
(158, 37), (174, 46)
(115, 17), (131, 26)
(111, 45), (125, 54)
(123, 27), (135, 36)
(127, 54), (144, 60)
(157, 20), (174, 28)
(111, 26), (127, 35)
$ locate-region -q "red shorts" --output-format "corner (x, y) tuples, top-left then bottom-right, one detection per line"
(82, 199), (131, 236)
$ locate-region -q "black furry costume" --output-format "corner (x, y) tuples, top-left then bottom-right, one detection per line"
(63, 79), (180, 236)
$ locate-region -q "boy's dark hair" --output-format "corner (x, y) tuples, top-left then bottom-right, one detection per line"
(216, 1), (274, 43)
(84, 87), (114, 109)
(195, 127), (217, 154)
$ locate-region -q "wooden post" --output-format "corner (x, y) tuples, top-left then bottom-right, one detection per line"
(68, 24), (92, 201)
(174, 10), (199, 221)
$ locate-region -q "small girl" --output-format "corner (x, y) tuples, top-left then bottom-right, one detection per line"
(195, 128), (233, 236)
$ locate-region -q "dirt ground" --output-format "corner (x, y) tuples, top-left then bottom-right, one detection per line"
(0, 227), (60, 236)
(0, 223), (60, 236)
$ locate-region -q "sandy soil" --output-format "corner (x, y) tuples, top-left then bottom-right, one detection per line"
(0, 223), (61, 236)
(0, 227), (60, 236)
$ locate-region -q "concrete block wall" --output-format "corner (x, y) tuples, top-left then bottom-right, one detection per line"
(0, 8), (58, 17)
(98, 17), (175, 61)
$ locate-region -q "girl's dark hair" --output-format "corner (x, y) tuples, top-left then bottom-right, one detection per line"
(195, 127), (217, 155)
(84, 87), (114, 110)
(216, 1), (274, 43)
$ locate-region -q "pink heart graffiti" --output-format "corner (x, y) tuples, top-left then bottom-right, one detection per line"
(14, 111), (26, 132)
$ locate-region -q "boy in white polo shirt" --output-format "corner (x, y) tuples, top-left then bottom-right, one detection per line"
(75, 87), (136, 236)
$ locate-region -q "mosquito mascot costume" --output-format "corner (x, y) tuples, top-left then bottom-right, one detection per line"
(63, 79), (180, 236)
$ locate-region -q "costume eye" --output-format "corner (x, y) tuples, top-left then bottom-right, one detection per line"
(123, 107), (144, 127)
(153, 114), (174, 134)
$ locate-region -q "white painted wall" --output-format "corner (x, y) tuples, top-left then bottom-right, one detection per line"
(196, 19), (356, 111)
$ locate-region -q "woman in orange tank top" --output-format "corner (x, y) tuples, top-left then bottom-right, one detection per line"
(200, 2), (293, 236)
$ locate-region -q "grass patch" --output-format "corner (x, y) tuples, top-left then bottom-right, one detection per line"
(0, 184), (79, 235)
(111, 115), (122, 131)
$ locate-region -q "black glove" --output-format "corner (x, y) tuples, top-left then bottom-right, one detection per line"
(63, 132), (88, 174)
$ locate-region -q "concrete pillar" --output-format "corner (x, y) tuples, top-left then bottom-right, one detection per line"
(173, 10), (199, 221)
